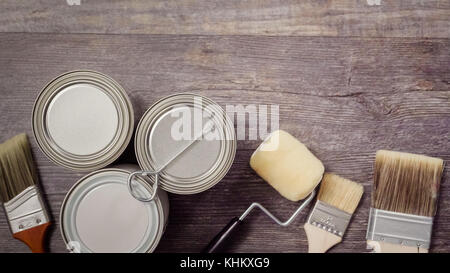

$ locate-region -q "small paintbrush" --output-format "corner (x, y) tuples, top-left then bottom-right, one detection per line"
(366, 150), (444, 253)
(304, 173), (364, 253)
(0, 133), (51, 253)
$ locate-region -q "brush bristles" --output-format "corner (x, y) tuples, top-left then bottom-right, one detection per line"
(372, 150), (443, 217)
(317, 173), (364, 214)
(0, 134), (38, 202)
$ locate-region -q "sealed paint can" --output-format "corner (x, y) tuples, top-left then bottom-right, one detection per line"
(60, 165), (169, 253)
(32, 70), (134, 171)
(134, 93), (236, 195)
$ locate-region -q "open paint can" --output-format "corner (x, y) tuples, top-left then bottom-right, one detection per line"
(60, 165), (169, 253)
(132, 93), (236, 197)
(32, 70), (134, 171)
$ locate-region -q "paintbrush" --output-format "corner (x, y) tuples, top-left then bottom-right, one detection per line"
(304, 173), (364, 252)
(366, 150), (444, 253)
(0, 134), (51, 253)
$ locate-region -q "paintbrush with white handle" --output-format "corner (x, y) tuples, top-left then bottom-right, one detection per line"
(304, 173), (363, 253)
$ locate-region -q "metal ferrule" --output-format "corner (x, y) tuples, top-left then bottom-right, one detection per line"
(307, 200), (352, 237)
(366, 207), (433, 249)
(3, 185), (49, 234)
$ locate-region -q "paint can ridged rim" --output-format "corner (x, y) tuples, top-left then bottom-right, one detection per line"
(135, 93), (236, 194)
(32, 70), (134, 171)
(60, 165), (169, 253)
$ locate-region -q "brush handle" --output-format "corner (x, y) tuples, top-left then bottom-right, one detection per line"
(13, 222), (51, 253)
(203, 217), (242, 253)
(367, 240), (428, 253)
(304, 223), (342, 253)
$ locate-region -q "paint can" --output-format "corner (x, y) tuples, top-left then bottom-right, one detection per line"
(32, 70), (134, 171)
(60, 164), (169, 253)
(133, 93), (236, 196)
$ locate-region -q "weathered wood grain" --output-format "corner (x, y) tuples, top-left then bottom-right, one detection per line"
(0, 0), (449, 38)
(0, 33), (448, 252)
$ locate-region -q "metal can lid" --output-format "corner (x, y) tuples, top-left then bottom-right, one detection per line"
(135, 93), (236, 194)
(60, 167), (167, 253)
(32, 70), (134, 171)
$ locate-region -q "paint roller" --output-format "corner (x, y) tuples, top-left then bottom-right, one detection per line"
(203, 130), (325, 252)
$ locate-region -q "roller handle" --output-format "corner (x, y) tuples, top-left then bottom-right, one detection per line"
(203, 217), (242, 253)
(13, 222), (51, 253)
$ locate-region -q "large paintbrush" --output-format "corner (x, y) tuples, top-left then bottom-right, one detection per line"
(366, 150), (444, 253)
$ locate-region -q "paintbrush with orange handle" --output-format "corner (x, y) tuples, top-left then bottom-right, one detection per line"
(0, 134), (51, 253)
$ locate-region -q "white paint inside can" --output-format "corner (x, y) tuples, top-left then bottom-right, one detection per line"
(75, 183), (150, 253)
(46, 83), (119, 156)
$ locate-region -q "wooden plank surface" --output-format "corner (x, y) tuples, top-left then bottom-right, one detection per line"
(0, 0), (449, 38)
(0, 33), (448, 253)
